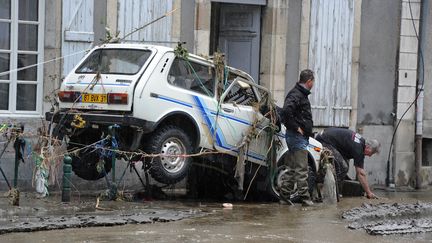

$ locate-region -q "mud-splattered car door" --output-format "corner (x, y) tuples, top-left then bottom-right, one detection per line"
(216, 73), (271, 165)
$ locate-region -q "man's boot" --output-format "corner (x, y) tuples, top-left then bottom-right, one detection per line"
(293, 150), (313, 206)
(279, 180), (294, 205)
(279, 153), (295, 205)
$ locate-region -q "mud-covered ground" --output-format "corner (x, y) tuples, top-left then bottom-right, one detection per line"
(0, 191), (204, 234)
(1, 187), (432, 242)
(343, 202), (432, 235)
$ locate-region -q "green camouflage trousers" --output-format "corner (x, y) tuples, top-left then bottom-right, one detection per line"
(280, 149), (310, 200)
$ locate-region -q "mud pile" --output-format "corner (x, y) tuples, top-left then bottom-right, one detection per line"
(342, 202), (432, 235)
(0, 209), (204, 235)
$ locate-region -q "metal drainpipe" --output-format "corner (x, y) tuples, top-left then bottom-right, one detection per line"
(415, 0), (427, 190)
(415, 84), (423, 189)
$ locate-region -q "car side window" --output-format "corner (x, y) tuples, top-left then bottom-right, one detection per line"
(223, 72), (258, 106)
(168, 58), (215, 97)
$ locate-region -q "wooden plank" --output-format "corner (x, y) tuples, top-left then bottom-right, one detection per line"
(118, 0), (172, 44)
(334, 0), (342, 126)
(117, 0), (124, 37)
(132, 0), (140, 40)
(324, 0), (330, 125)
(66, 0), (84, 30)
(337, 0), (345, 126)
(346, 0), (354, 126)
(334, 0), (343, 126)
(64, 31), (94, 42)
(324, 0), (332, 126)
(212, 0), (266, 5)
(310, 0), (321, 124)
(309, 0), (317, 122)
(62, 0), (94, 75)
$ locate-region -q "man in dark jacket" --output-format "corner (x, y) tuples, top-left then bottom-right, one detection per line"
(279, 69), (315, 206)
(315, 127), (380, 199)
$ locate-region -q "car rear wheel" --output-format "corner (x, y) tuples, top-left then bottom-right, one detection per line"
(69, 145), (113, 180)
(146, 125), (193, 184)
(67, 129), (113, 181)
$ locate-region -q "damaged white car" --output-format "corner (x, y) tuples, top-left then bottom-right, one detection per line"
(47, 43), (326, 200)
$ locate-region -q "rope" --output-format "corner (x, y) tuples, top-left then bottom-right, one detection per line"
(243, 92), (280, 199)
(0, 6), (185, 200)
(0, 10), (283, 199)
(0, 49), (91, 77)
(0, 7), (179, 77)
(2, 53), (282, 198)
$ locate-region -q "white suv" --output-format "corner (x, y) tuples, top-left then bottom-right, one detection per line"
(47, 43), (322, 198)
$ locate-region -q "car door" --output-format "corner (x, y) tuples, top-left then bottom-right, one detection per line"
(142, 53), (221, 150)
(216, 73), (271, 164)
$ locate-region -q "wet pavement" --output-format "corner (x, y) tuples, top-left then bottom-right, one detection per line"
(1, 188), (432, 242)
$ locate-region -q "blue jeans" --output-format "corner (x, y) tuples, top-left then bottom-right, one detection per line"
(285, 130), (308, 152)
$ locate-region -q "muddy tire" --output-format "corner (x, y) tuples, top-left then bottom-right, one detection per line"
(146, 125), (193, 184)
(70, 147), (113, 180)
(266, 154), (290, 201)
(68, 129), (113, 181)
(267, 163), (288, 201)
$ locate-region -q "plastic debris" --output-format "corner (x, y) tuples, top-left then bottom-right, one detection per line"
(222, 203), (233, 209)
(322, 165), (337, 204)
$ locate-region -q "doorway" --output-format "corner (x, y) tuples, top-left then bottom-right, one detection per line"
(210, 3), (261, 83)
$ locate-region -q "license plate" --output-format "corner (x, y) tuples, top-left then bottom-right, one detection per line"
(82, 94), (107, 103)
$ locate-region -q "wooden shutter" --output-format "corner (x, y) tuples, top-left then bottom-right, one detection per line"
(62, 0), (94, 75)
(308, 0), (354, 127)
(117, 0), (172, 44)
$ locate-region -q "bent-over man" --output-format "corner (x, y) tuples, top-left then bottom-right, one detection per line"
(315, 127), (380, 199)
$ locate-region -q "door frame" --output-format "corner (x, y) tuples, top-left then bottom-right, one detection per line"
(210, 3), (262, 83)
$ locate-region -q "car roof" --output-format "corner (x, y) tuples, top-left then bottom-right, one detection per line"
(99, 43), (171, 52)
(95, 43), (255, 82)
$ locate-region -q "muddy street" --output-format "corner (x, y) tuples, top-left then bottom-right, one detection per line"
(0, 188), (431, 243)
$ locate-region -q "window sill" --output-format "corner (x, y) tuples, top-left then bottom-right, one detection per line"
(0, 113), (44, 119)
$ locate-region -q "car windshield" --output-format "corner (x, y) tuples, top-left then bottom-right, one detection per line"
(75, 49), (152, 75)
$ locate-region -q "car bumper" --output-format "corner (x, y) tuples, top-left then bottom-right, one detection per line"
(45, 111), (155, 132)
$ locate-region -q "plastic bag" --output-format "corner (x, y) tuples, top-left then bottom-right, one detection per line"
(35, 168), (48, 198)
(322, 165), (337, 204)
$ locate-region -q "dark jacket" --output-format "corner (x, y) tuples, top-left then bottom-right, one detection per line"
(316, 128), (366, 168)
(281, 83), (313, 137)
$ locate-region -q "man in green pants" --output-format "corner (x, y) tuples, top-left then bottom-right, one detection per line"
(279, 69), (315, 206)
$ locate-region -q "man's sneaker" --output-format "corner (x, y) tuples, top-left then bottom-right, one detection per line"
(301, 199), (314, 207)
